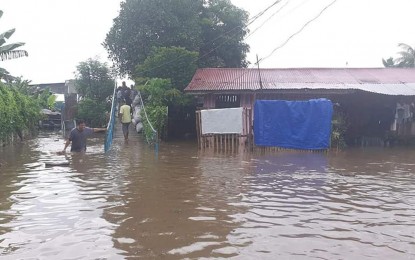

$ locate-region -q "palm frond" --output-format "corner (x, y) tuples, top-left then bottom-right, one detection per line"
(382, 57), (395, 67)
(392, 43), (415, 68)
(0, 67), (17, 82)
(398, 43), (414, 52)
(0, 67), (9, 76)
(0, 29), (15, 46)
(0, 42), (25, 52)
(397, 51), (415, 59)
(0, 50), (28, 61)
(395, 59), (415, 68)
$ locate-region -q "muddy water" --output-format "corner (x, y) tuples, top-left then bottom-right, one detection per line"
(0, 133), (414, 259)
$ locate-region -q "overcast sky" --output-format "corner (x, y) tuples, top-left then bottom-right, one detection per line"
(1, 0), (414, 84)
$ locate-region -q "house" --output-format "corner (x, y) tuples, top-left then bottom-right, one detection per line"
(185, 68), (415, 149)
(31, 82), (66, 94)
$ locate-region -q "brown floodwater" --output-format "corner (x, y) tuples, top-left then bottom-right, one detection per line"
(0, 131), (414, 259)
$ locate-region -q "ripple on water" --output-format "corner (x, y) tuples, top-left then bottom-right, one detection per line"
(0, 135), (415, 259)
(168, 241), (221, 255)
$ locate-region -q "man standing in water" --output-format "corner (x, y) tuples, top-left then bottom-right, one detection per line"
(119, 99), (132, 140)
(61, 119), (106, 153)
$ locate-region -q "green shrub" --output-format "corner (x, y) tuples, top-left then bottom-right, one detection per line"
(76, 99), (107, 128)
(0, 82), (41, 142)
(331, 112), (348, 149)
(141, 105), (167, 142)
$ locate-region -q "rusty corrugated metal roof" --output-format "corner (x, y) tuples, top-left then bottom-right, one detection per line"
(185, 68), (415, 95)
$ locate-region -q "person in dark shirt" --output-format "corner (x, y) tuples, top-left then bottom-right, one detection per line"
(61, 119), (106, 153)
(121, 81), (132, 107)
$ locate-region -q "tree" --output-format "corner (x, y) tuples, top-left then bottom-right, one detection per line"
(135, 47), (198, 91)
(139, 78), (186, 106)
(395, 43), (414, 68)
(0, 81), (41, 142)
(199, 0), (249, 68)
(75, 58), (114, 101)
(75, 58), (114, 127)
(76, 99), (107, 128)
(104, 0), (201, 75)
(104, 0), (249, 75)
(382, 43), (415, 68)
(382, 57), (395, 68)
(0, 10), (28, 80)
(137, 78), (180, 140)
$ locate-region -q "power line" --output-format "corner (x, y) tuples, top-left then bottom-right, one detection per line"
(201, 0), (314, 62)
(246, 0), (313, 42)
(212, 0), (285, 40)
(246, 0), (290, 40)
(191, 0), (287, 68)
(195, 0), (283, 50)
(259, 0), (339, 63)
(211, 0), (340, 91)
(247, 0), (285, 25)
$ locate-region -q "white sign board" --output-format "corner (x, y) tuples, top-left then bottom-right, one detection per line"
(201, 107), (243, 134)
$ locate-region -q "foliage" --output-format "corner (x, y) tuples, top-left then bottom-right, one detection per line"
(199, 0), (249, 68)
(4, 78), (50, 108)
(0, 11), (39, 143)
(9, 78), (33, 95)
(36, 88), (51, 109)
(383, 43), (415, 68)
(104, 0), (249, 75)
(0, 11), (28, 61)
(76, 99), (107, 128)
(382, 57), (395, 67)
(394, 43), (415, 67)
(138, 78), (191, 107)
(137, 78), (182, 141)
(0, 10), (28, 81)
(331, 111), (348, 149)
(0, 82), (41, 142)
(47, 94), (57, 110)
(0, 68), (15, 82)
(104, 0), (200, 75)
(135, 47), (198, 91)
(75, 58), (115, 101)
(141, 105), (168, 142)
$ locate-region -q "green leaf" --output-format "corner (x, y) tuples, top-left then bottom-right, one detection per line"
(0, 50), (28, 61)
(104, 0), (249, 74)
(0, 42), (25, 52)
(0, 28), (16, 46)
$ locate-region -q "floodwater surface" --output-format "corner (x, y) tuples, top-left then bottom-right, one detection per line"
(0, 132), (414, 259)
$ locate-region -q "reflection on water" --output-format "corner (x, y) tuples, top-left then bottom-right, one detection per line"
(0, 133), (414, 259)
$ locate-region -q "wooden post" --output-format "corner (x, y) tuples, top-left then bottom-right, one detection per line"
(226, 134), (228, 153)
(196, 111), (200, 149)
(220, 134), (223, 152)
(231, 134), (234, 153)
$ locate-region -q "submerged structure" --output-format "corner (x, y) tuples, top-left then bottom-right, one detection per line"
(185, 68), (415, 150)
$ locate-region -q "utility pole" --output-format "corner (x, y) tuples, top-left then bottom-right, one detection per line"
(256, 54), (264, 90)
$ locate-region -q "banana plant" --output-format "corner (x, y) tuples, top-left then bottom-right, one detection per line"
(0, 10), (28, 61)
(0, 10), (28, 81)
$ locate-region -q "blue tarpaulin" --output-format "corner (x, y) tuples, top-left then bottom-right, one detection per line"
(254, 99), (333, 150)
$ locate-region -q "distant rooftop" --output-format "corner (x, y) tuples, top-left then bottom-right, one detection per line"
(185, 68), (415, 96)
(30, 82), (66, 94)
